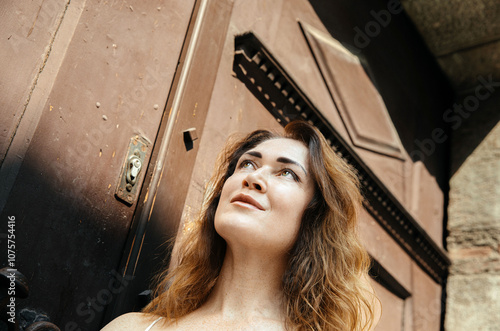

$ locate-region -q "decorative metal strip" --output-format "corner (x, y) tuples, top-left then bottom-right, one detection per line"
(233, 32), (450, 284)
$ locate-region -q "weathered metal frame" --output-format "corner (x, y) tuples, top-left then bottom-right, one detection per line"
(233, 32), (450, 284)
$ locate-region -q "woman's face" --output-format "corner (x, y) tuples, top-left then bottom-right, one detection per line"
(214, 138), (315, 256)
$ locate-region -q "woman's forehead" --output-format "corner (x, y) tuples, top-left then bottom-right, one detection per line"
(246, 138), (309, 162)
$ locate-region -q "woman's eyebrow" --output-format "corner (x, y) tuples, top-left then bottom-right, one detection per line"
(243, 151), (307, 175)
(276, 157), (307, 176)
(245, 151), (262, 158)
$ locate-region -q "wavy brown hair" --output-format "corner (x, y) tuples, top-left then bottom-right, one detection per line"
(143, 121), (377, 330)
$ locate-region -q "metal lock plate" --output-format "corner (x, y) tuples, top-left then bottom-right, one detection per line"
(115, 135), (150, 205)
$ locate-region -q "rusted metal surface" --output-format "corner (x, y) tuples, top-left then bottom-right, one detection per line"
(0, 0), (195, 329)
(25, 321), (61, 331)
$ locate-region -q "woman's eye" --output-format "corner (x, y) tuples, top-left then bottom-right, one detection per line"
(240, 160), (253, 169)
(280, 169), (298, 181)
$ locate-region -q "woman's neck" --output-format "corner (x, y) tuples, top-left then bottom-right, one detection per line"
(200, 246), (288, 322)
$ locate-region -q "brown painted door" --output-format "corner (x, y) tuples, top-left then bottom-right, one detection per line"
(0, 0), (196, 329)
(1, 1), (448, 330)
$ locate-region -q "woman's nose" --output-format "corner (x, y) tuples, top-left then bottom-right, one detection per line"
(242, 170), (267, 192)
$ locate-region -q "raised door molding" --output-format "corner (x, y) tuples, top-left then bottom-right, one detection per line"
(301, 22), (406, 161)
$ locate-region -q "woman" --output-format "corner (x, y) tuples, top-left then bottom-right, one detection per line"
(103, 121), (379, 330)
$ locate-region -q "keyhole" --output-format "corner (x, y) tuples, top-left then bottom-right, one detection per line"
(126, 156), (142, 187)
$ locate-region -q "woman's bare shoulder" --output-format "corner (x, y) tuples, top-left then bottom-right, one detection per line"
(100, 312), (161, 331)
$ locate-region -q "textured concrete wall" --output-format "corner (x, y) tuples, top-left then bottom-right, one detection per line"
(445, 92), (500, 330)
(401, 0), (500, 91)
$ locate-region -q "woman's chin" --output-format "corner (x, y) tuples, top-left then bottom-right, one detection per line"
(215, 218), (261, 242)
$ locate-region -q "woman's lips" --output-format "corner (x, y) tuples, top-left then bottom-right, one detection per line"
(230, 193), (265, 211)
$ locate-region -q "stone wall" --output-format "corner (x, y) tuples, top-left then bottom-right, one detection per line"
(445, 91), (500, 330)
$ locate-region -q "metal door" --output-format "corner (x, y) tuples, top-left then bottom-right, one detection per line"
(1, 1), (449, 330)
(0, 0), (196, 329)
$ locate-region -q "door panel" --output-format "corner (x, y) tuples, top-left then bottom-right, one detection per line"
(372, 281), (405, 331)
(0, 0), (195, 329)
(412, 263), (443, 331)
(360, 209), (413, 293)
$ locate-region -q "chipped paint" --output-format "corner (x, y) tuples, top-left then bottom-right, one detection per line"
(193, 102), (198, 117)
